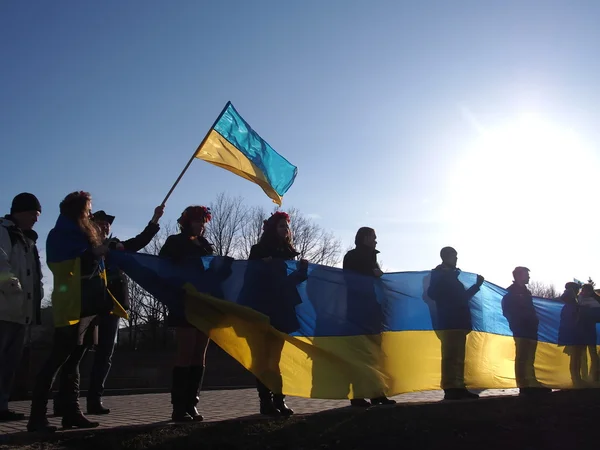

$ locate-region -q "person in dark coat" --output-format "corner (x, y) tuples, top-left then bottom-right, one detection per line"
(52, 206), (164, 416)
(244, 211), (308, 416)
(342, 227), (396, 407)
(28, 191), (112, 433)
(427, 246), (483, 400)
(159, 205), (213, 423)
(501, 266), (552, 396)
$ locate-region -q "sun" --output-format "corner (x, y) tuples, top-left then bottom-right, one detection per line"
(442, 114), (599, 286)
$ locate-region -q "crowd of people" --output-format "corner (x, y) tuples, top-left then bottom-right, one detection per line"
(0, 191), (599, 433)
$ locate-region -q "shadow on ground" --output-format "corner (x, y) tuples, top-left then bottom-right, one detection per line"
(4, 390), (600, 450)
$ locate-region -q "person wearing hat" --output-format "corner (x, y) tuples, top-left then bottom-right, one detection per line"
(501, 266), (552, 396)
(52, 205), (164, 417)
(0, 193), (43, 422)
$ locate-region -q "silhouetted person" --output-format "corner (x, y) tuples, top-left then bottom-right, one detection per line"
(501, 266), (552, 396)
(427, 246), (483, 401)
(243, 211), (308, 416)
(343, 227), (395, 407)
(577, 284), (600, 383)
(558, 282), (586, 386)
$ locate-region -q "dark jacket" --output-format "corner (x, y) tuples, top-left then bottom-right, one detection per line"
(159, 232), (214, 327)
(501, 283), (539, 340)
(427, 264), (480, 330)
(106, 221), (159, 310)
(242, 240), (306, 333)
(342, 246), (385, 333)
(159, 233), (214, 260)
(343, 246), (380, 276)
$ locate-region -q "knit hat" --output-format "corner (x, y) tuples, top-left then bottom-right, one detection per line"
(11, 193), (41, 214)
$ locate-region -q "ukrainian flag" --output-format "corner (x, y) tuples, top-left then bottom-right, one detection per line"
(195, 102), (297, 206)
(111, 251), (600, 399)
(46, 215), (127, 327)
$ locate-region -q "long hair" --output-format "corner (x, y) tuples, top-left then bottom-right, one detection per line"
(59, 191), (101, 246)
(177, 205), (212, 236)
(259, 211), (297, 255)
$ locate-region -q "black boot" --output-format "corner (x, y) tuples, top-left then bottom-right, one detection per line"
(273, 394), (294, 416)
(27, 404), (57, 433)
(53, 393), (64, 417)
(257, 378), (280, 416)
(171, 367), (193, 422)
(87, 397), (110, 415)
(186, 366), (204, 422)
(62, 408), (99, 430)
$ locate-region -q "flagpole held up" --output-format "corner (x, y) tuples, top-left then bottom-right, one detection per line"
(160, 101), (232, 206)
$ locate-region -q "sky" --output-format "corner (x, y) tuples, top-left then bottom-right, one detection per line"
(2, 0), (600, 298)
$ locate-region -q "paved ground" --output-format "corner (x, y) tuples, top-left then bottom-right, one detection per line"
(0, 387), (520, 439)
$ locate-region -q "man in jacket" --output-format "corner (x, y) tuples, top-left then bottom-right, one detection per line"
(343, 227), (396, 407)
(0, 193), (43, 421)
(53, 206), (164, 416)
(501, 266), (552, 396)
(427, 246), (483, 400)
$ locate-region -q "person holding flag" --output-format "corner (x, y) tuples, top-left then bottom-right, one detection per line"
(28, 191), (121, 433)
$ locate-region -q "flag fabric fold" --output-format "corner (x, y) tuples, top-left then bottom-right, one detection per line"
(111, 251), (600, 399)
(195, 102), (297, 205)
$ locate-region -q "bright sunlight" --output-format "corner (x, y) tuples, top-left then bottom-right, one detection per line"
(444, 114), (600, 287)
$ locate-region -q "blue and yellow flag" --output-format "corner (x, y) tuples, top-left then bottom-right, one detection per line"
(47, 215), (127, 327)
(195, 102), (297, 206)
(111, 251), (600, 399)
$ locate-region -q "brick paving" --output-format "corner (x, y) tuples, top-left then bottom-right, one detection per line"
(0, 388), (520, 438)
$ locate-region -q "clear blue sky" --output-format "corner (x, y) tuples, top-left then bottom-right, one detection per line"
(2, 0), (600, 294)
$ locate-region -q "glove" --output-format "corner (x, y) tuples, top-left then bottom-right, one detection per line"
(0, 277), (23, 295)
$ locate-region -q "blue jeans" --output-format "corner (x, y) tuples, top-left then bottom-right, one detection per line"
(0, 321), (26, 411)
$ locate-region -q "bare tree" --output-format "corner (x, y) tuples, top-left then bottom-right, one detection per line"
(529, 281), (560, 299)
(205, 192), (248, 257)
(121, 223), (174, 349)
(237, 205), (267, 259)
(287, 207), (342, 266)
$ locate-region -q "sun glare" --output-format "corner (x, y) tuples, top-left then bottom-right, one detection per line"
(443, 114), (599, 286)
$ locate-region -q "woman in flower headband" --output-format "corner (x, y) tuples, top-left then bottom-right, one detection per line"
(246, 211), (309, 416)
(159, 205), (213, 423)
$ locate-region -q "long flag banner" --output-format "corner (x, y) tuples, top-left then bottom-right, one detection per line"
(110, 251), (600, 399)
(195, 102), (297, 206)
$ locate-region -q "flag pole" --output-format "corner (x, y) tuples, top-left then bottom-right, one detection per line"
(161, 101), (232, 206)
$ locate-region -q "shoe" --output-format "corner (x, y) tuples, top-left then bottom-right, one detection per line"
(350, 399), (371, 407)
(371, 397), (396, 405)
(171, 405), (194, 422)
(87, 398), (110, 415)
(27, 415), (57, 433)
(62, 411), (99, 430)
(444, 388), (479, 400)
(259, 396), (281, 416)
(0, 409), (25, 421)
(187, 405), (204, 422)
(273, 394), (294, 416)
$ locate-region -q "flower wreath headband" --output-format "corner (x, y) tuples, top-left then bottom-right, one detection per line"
(180, 205), (212, 223)
(263, 211), (290, 231)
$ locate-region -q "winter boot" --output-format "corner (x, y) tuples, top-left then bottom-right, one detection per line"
(186, 366), (205, 421)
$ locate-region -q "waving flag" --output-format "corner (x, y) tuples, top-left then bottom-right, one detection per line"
(111, 251), (600, 399)
(194, 102), (297, 206)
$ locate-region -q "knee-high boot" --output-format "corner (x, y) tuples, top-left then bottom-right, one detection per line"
(186, 366), (205, 421)
(256, 378), (280, 416)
